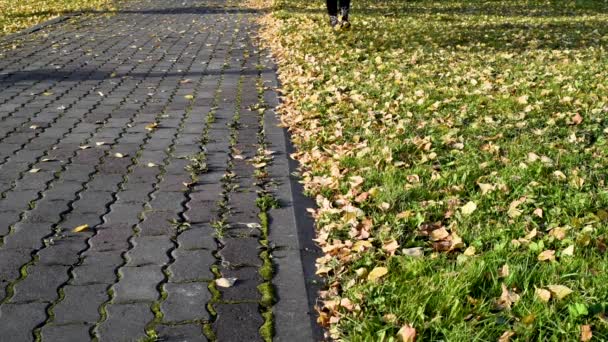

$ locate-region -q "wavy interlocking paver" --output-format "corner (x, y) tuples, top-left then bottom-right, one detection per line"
(0, 1), (317, 341)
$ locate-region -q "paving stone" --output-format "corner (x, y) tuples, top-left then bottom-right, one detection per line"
(176, 225), (216, 250)
(52, 284), (108, 324)
(219, 266), (262, 302)
(214, 303), (263, 342)
(126, 235), (172, 266)
(168, 249), (214, 282)
(218, 237), (262, 267)
(41, 323), (92, 342)
(72, 251), (123, 285)
(161, 282), (210, 323)
(11, 265), (70, 303)
(113, 265), (164, 303)
(96, 303), (152, 342)
(0, 303), (48, 341)
(156, 324), (206, 342)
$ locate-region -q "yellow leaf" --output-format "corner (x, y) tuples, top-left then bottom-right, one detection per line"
(396, 324), (416, 342)
(499, 330), (514, 342)
(463, 246), (476, 256)
(538, 250), (556, 262)
(498, 264), (510, 278)
(461, 201), (477, 215)
(478, 183), (495, 195)
(562, 245), (575, 257)
(215, 277), (237, 288)
(535, 287), (551, 302)
(547, 284), (573, 300)
(72, 224), (89, 233)
(367, 266), (388, 282)
(549, 227), (567, 240)
(533, 208), (543, 218)
(184, 94), (194, 100)
(145, 122), (159, 131)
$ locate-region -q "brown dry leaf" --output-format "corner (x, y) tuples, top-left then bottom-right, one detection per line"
(499, 330), (515, 342)
(215, 277), (238, 288)
(72, 224), (89, 233)
(580, 325), (592, 342)
(549, 227), (567, 240)
(533, 208), (543, 218)
(430, 227), (450, 241)
(538, 250), (556, 262)
(571, 113), (583, 125)
(496, 283), (520, 310)
(367, 267), (388, 282)
(145, 122), (159, 131)
(396, 324), (416, 342)
(508, 197), (526, 218)
(547, 284), (573, 300)
(382, 239), (399, 256)
(499, 264), (510, 278)
(535, 287), (551, 302)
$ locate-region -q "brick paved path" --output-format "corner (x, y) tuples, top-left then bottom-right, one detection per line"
(0, 1), (315, 341)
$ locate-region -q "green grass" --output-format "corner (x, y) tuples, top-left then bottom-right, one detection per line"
(254, 0), (608, 340)
(0, 0), (117, 37)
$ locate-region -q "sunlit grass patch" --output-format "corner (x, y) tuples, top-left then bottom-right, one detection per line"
(0, 0), (117, 37)
(254, 0), (608, 340)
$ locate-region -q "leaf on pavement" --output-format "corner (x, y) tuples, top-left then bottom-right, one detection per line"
(72, 224), (89, 233)
(215, 277), (237, 288)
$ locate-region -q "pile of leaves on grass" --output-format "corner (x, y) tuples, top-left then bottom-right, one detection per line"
(0, 0), (116, 36)
(252, 0), (608, 340)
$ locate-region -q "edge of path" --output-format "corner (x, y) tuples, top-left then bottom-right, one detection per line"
(0, 14), (79, 45)
(262, 66), (324, 341)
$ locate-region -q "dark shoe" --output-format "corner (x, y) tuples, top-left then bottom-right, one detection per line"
(329, 15), (339, 27)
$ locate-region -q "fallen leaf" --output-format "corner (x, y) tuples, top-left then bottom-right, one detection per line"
(553, 170), (567, 180)
(562, 245), (575, 257)
(382, 239), (399, 255)
(524, 228), (538, 240)
(463, 246), (476, 256)
(180, 79), (192, 84)
(41, 158), (57, 162)
(396, 324), (416, 342)
(215, 277), (237, 288)
(184, 94), (194, 100)
(533, 208), (543, 218)
(547, 284), (573, 300)
(402, 247), (423, 257)
(95, 141), (106, 146)
(581, 325), (592, 342)
(145, 122), (159, 131)
(571, 113), (583, 125)
(72, 224), (89, 232)
(79, 145), (91, 150)
(430, 227), (450, 241)
(499, 264), (510, 278)
(367, 266), (388, 282)
(29, 168), (40, 173)
(549, 227), (567, 240)
(461, 201), (477, 215)
(535, 287), (551, 302)
(496, 283), (520, 310)
(147, 162), (157, 167)
(499, 330), (515, 342)
(478, 183), (495, 195)
(114, 153), (126, 158)
(29, 125), (39, 130)
(538, 250), (556, 262)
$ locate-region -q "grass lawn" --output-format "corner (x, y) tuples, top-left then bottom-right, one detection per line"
(253, 0), (608, 340)
(0, 0), (117, 36)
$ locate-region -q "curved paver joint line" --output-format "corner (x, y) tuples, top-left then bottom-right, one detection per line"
(0, 0), (316, 341)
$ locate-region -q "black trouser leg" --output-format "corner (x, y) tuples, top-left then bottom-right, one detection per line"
(339, 0), (351, 11)
(326, 0), (338, 16)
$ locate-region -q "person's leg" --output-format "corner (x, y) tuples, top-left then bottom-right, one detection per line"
(339, 0), (351, 23)
(326, 0), (339, 26)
